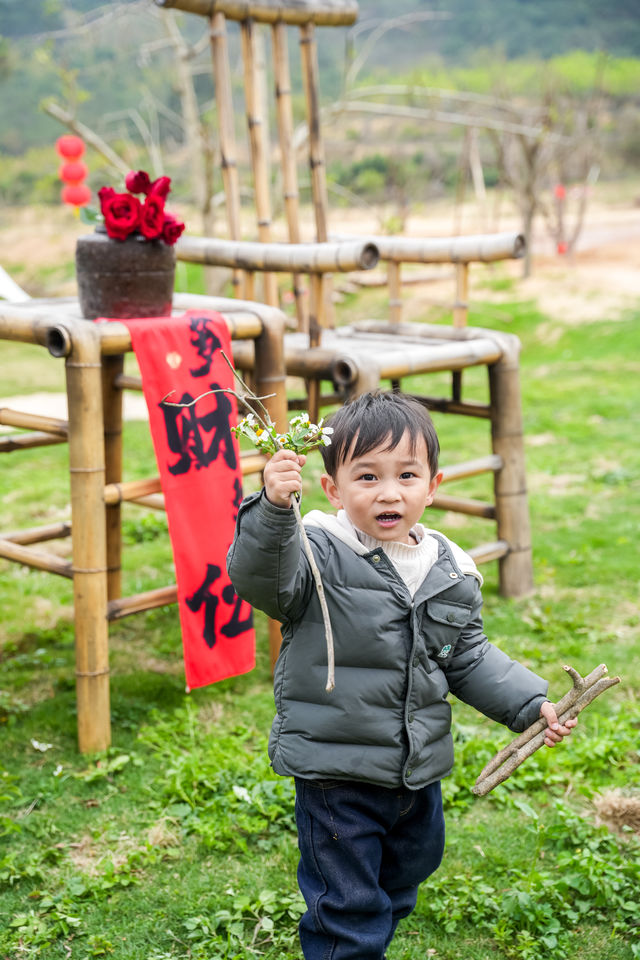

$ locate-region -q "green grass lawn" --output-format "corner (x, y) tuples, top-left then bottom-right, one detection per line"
(1, 289), (639, 959)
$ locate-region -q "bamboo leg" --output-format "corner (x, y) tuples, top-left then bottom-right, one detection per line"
(272, 21), (307, 332)
(65, 324), (111, 752)
(453, 261), (469, 328)
(209, 12), (243, 295)
(102, 354), (124, 603)
(388, 260), (402, 325)
(241, 19), (278, 307)
(488, 342), (533, 597)
(299, 22), (334, 329)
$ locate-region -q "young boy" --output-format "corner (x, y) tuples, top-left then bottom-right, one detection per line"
(227, 391), (575, 960)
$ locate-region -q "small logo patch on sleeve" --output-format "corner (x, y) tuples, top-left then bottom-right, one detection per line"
(437, 644), (452, 658)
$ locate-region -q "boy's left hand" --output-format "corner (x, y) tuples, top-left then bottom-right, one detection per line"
(539, 701), (578, 747)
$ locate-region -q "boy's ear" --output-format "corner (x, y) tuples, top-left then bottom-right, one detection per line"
(425, 470), (443, 507)
(321, 473), (342, 509)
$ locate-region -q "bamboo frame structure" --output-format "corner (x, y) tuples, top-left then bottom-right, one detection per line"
(152, 0), (534, 596)
(0, 294), (288, 753)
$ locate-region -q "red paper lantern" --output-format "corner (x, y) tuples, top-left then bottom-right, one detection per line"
(59, 160), (89, 184)
(554, 183), (566, 201)
(61, 183), (92, 207)
(56, 135), (85, 159)
(557, 241), (568, 255)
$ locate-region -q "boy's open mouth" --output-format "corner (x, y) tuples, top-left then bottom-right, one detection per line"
(376, 513), (402, 525)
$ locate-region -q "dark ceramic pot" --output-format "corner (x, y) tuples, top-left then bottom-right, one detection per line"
(75, 229), (176, 320)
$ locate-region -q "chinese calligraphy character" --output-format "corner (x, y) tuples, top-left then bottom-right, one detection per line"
(160, 384), (237, 475)
(189, 315), (222, 378)
(186, 563), (253, 648)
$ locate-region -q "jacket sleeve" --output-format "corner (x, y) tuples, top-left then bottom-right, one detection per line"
(226, 490), (314, 622)
(444, 581), (549, 732)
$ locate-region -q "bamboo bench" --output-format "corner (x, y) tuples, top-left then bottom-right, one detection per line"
(0, 293), (288, 752)
(156, 0), (534, 599)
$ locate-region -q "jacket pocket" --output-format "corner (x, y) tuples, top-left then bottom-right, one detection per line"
(424, 598), (471, 664)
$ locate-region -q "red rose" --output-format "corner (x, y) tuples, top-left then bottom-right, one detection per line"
(161, 213), (185, 246)
(125, 170), (152, 195)
(98, 186), (116, 205)
(100, 191), (142, 241)
(148, 176), (172, 200)
(139, 194), (166, 240)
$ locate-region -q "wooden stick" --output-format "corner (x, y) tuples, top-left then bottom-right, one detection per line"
(472, 664), (621, 796)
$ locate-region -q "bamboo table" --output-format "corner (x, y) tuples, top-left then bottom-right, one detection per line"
(0, 294), (288, 753)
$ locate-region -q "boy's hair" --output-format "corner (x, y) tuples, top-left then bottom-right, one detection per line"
(320, 391), (440, 478)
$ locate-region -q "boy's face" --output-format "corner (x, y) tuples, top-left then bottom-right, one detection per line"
(321, 431), (442, 544)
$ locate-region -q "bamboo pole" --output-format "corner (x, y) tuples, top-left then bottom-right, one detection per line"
(250, 303), (288, 667)
(488, 338), (533, 597)
(467, 540), (509, 565)
(0, 408), (68, 435)
(438, 454), (503, 483)
(387, 261), (402, 325)
(155, 0), (359, 26)
(209, 10), (244, 296)
(114, 373), (143, 391)
(102, 355), (124, 602)
(0, 538), (73, 577)
(330, 231), (526, 264)
(104, 477), (163, 505)
(411, 396), (491, 419)
(453, 262), (469, 328)
(0, 432), (68, 452)
(3, 522), (71, 545)
(299, 21), (335, 331)
(64, 321), (111, 753)
(430, 493), (495, 519)
(108, 585), (178, 621)
(241, 17), (279, 307)
(176, 235), (378, 273)
(272, 20), (307, 331)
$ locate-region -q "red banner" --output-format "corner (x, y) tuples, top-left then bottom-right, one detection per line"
(102, 310), (255, 689)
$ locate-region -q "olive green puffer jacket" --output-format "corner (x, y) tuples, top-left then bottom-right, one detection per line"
(227, 491), (548, 790)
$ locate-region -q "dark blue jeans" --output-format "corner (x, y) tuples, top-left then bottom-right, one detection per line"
(294, 777), (445, 960)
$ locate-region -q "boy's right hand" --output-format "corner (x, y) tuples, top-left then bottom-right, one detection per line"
(263, 448), (306, 508)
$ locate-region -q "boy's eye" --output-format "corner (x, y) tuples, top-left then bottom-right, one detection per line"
(400, 471), (416, 479)
(359, 473), (376, 481)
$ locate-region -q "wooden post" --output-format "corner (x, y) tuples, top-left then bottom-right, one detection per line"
(488, 339), (533, 597)
(102, 354), (124, 602)
(272, 20), (308, 332)
(64, 322), (111, 752)
(241, 18), (279, 307)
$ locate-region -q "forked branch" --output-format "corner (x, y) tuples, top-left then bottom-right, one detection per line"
(472, 664), (621, 796)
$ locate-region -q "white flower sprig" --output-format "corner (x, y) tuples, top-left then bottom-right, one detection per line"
(233, 411), (333, 458)
(161, 354), (336, 692)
